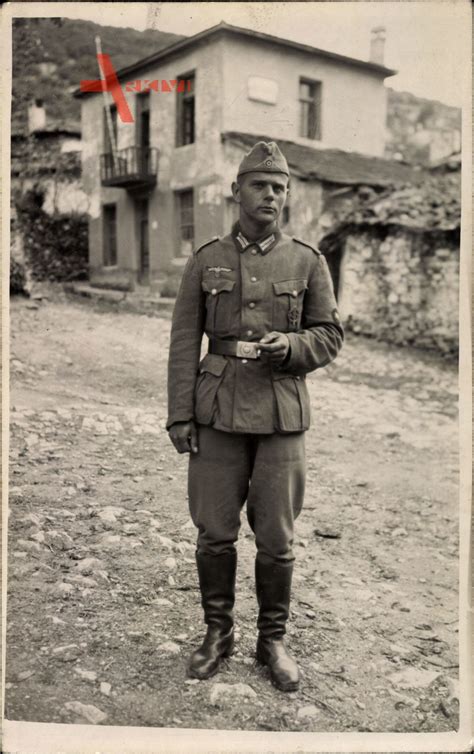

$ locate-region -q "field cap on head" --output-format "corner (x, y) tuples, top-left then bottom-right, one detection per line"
(237, 141), (290, 177)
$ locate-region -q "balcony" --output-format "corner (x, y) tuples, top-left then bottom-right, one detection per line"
(100, 147), (158, 190)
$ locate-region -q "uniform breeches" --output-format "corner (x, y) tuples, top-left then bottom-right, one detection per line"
(188, 425), (306, 563)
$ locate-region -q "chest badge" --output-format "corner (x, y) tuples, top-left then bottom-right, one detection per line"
(206, 265), (233, 277)
(288, 306), (300, 330)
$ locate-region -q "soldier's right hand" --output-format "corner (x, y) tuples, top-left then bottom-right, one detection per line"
(168, 421), (199, 454)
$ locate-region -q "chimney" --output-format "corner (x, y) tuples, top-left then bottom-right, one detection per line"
(28, 99), (46, 134)
(370, 26), (386, 65)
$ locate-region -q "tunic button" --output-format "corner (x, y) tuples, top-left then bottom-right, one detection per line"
(241, 359), (248, 364)
(247, 330), (253, 336)
(292, 289), (298, 297)
(211, 288), (218, 296)
(250, 276), (257, 282)
(249, 302), (256, 309)
(251, 248), (258, 256)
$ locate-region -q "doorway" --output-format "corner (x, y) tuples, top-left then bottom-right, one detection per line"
(135, 197), (149, 284)
(323, 244), (343, 302)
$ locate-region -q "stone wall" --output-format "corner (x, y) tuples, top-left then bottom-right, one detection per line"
(335, 227), (459, 354)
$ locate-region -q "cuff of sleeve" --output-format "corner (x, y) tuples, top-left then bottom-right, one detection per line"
(276, 341), (292, 369)
(166, 413), (195, 431)
(280, 333), (300, 370)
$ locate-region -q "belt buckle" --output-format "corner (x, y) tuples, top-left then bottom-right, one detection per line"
(236, 341), (260, 359)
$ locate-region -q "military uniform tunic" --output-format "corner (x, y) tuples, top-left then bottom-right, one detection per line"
(167, 225), (343, 435)
(167, 223), (343, 561)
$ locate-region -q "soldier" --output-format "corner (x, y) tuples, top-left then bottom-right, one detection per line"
(167, 141), (343, 692)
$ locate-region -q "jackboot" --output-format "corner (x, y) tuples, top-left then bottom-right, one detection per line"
(187, 551), (237, 680)
(255, 555), (300, 692)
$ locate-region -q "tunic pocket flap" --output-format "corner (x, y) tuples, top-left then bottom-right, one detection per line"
(198, 353), (228, 377)
(202, 279), (236, 295)
(272, 371), (304, 382)
(273, 279), (307, 297)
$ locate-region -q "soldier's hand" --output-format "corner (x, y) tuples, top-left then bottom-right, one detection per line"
(168, 421), (199, 454)
(258, 332), (290, 364)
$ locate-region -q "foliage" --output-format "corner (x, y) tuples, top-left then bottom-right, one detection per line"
(10, 259), (27, 295)
(15, 190), (89, 282)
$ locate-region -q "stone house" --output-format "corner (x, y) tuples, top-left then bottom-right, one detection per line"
(11, 102), (89, 289)
(11, 101), (86, 214)
(76, 21), (422, 292)
(319, 167), (461, 353)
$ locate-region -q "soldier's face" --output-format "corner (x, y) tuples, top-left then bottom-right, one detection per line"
(232, 172), (289, 225)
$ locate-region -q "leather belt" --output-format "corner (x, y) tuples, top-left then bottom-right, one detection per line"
(209, 339), (261, 360)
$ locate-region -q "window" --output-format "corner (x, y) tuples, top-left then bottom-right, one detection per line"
(177, 190), (194, 255)
(103, 104), (118, 153)
(176, 72), (195, 146)
(299, 79), (322, 140)
(103, 204), (117, 266)
(136, 93), (150, 148)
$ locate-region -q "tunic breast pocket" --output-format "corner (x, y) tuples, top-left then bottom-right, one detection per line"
(272, 279), (308, 332)
(202, 278), (236, 335)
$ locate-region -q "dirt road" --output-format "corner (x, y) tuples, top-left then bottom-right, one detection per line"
(6, 293), (459, 732)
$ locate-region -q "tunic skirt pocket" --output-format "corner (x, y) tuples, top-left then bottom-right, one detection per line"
(272, 279), (308, 332)
(271, 372), (310, 432)
(194, 353), (228, 426)
(202, 279), (236, 334)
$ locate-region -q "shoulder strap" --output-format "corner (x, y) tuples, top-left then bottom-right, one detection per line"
(293, 237), (321, 256)
(195, 237), (220, 254)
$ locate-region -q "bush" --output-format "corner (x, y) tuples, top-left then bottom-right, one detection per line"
(10, 258), (27, 295)
(15, 193), (89, 282)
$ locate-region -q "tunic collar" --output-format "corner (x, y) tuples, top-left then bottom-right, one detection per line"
(231, 223), (281, 255)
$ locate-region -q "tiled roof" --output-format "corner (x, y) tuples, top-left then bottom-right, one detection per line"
(222, 131), (424, 188)
(12, 120), (81, 138)
(347, 171), (461, 231)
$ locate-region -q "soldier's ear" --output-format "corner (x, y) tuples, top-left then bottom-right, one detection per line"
(231, 181), (241, 203)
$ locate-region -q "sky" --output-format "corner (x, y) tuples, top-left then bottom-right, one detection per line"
(9, 1), (471, 108)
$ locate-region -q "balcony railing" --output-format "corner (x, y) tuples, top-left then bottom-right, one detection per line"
(100, 147), (158, 189)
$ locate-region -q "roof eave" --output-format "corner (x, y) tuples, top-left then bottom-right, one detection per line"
(73, 23), (224, 98)
(73, 21), (397, 99)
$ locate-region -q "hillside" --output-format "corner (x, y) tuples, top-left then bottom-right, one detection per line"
(385, 89), (461, 165)
(12, 18), (185, 133)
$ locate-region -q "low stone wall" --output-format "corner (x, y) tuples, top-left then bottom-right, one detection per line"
(336, 226), (459, 354)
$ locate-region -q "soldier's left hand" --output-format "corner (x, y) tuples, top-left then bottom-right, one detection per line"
(258, 332), (290, 364)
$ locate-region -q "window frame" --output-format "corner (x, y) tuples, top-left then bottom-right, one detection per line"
(176, 71), (196, 147)
(299, 78), (322, 141)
